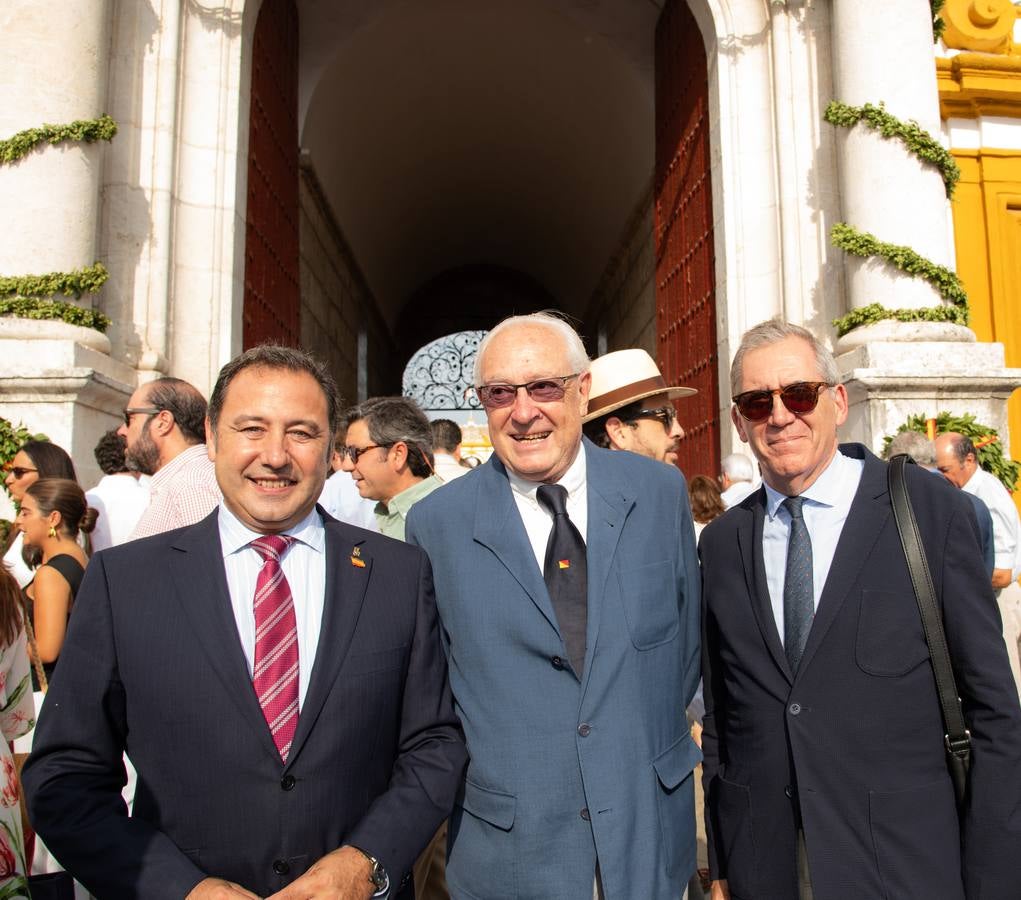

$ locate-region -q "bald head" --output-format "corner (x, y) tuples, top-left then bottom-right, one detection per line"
(934, 432), (977, 489)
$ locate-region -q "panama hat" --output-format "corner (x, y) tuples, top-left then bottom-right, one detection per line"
(582, 349), (697, 423)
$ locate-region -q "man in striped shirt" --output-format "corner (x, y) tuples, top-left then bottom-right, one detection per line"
(119, 376), (222, 540)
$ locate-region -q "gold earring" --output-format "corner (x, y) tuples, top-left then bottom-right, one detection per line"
(48, 526), (57, 539)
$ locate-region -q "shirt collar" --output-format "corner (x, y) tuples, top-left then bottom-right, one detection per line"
(763, 448), (854, 519)
(506, 442), (587, 508)
(217, 501), (325, 558)
(377, 475), (443, 519)
(150, 443), (210, 489)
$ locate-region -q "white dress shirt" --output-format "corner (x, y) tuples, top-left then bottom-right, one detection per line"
(217, 503), (326, 709)
(762, 450), (864, 644)
(318, 470), (378, 532)
(961, 465), (1021, 579)
(86, 473), (152, 552)
(721, 480), (756, 509)
(506, 445), (588, 572)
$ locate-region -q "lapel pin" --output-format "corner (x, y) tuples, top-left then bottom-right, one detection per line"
(558, 559), (570, 570)
(352, 546), (361, 557)
(351, 556), (366, 568)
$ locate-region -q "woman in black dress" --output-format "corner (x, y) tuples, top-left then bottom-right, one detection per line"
(16, 479), (96, 682)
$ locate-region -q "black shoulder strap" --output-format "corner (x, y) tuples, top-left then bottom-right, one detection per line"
(887, 455), (970, 753)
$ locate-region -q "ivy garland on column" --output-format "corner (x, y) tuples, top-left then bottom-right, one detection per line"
(0, 116), (117, 333)
(824, 100), (968, 337)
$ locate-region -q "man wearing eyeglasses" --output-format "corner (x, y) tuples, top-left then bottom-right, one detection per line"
(118, 376), (221, 540)
(700, 319), (1021, 900)
(406, 312), (702, 900)
(581, 349), (694, 467)
(338, 396), (443, 541)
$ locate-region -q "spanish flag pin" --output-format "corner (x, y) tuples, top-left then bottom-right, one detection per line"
(558, 559), (570, 570)
(351, 556), (365, 568)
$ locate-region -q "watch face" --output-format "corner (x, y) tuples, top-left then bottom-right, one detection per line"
(369, 862), (387, 889)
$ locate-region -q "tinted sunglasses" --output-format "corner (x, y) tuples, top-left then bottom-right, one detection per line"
(732, 381), (831, 422)
(338, 442), (394, 464)
(6, 467), (37, 479)
(123, 406), (163, 427)
(624, 405), (676, 429)
(474, 374), (579, 409)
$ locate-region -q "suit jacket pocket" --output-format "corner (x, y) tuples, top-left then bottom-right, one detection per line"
(653, 733), (701, 878)
(868, 778), (962, 899)
(708, 774), (757, 898)
(448, 780), (517, 899)
(619, 559), (679, 649)
(856, 589), (930, 676)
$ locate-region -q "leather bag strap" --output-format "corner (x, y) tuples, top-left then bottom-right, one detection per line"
(887, 454), (970, 752)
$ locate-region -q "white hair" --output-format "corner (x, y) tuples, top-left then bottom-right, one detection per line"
(473, 311), (591, 385)
(721, 453), (754, 483)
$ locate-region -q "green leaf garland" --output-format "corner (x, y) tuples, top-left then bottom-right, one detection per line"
(0, 114), (117, 165)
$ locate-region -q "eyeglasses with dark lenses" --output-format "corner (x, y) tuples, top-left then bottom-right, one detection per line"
(6, 467), (37, 479)
(339, 443), (393, 464)
(474, 374), (579, 409)
(732, 381), (832, 422)
(123, 407), (163, 427)
(624, 405), (676, 429)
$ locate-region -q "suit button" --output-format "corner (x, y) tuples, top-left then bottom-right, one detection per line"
(580, 807), (591, 821)
(273, 860), (290, 876)
(551, 655), (565, 670)
(577, 723), (592, 737)
(784, 785), (794, 798)
(788, 703), (802, 716)
(281, 775), (296, 791)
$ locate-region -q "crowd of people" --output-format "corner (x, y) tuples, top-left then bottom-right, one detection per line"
(1, 313), (1019, 899)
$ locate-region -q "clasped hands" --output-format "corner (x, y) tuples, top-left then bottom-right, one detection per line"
(185, 846), (376, 900)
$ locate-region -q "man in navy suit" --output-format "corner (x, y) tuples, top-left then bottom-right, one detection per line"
(406, 313), (702, 899)
(700, 319), (1021, 899)
(24, 345), (467, 900)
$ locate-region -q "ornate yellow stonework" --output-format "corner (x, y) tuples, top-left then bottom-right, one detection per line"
(941, 0), (1018, 54)
(937, 53), (1021, 118)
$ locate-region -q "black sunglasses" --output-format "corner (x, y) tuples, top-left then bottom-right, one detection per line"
(474, 374), (579, 409)
(123, 406), (163, 427)
(623, 405), (676, 429)
(338, 442), (394, 464)
(732, 381), (831, 422)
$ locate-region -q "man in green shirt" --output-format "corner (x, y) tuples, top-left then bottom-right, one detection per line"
(338, 396), (443, 541)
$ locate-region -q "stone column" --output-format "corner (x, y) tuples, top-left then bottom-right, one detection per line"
(0, 0), (135, 489)
(830, 0), (957, 327)
(0, 0), (111, 279)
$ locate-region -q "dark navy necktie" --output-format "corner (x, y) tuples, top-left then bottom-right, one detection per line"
(537, 484), (588, 676)
(782, 495), (814, 672)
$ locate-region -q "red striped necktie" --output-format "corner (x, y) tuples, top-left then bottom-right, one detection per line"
(250, 534), (299, 762)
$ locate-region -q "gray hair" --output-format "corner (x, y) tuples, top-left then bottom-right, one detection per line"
(721, 452), (754, 483)
(473, 311), (590, 385)
(887, 431), (936, 466)
(341, 396), (434, 478)
(730, 319), (838, 396)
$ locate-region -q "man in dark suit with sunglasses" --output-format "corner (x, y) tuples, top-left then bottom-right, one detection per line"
(406, 313), (702, 900)
(700, 319), (1021, 900)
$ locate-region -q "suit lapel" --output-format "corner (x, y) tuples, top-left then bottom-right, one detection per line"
(583, 445), (633, 689)
(472, 458), (560, 636)
(286, 519), (370, 767)
(168, 512), (282, 765)
(742, 491), (794, 682)
(796, 446), (889, 677)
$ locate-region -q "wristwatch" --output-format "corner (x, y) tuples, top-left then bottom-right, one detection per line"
(350, 845), (390, 897)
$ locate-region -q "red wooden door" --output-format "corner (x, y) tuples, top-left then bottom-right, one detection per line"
(243, 0), (300, 349)
(655, 0), (719, 481)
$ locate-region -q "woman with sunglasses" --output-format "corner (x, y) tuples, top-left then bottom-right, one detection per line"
(17, 479), (95, 687)
(3, 441), (78, 589)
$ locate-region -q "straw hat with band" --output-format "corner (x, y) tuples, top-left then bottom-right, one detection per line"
(583, 349), (697, 423)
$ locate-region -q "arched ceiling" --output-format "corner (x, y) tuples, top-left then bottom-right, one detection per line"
(298, 0), (663, 329)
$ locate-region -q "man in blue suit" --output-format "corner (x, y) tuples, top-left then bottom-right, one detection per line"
(24, 345), (466, 900)
(406, 313), (702, 900)
(700, 320), (1021, 899)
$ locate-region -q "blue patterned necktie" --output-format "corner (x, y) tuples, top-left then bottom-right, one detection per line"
(782, 495), (814, 672)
